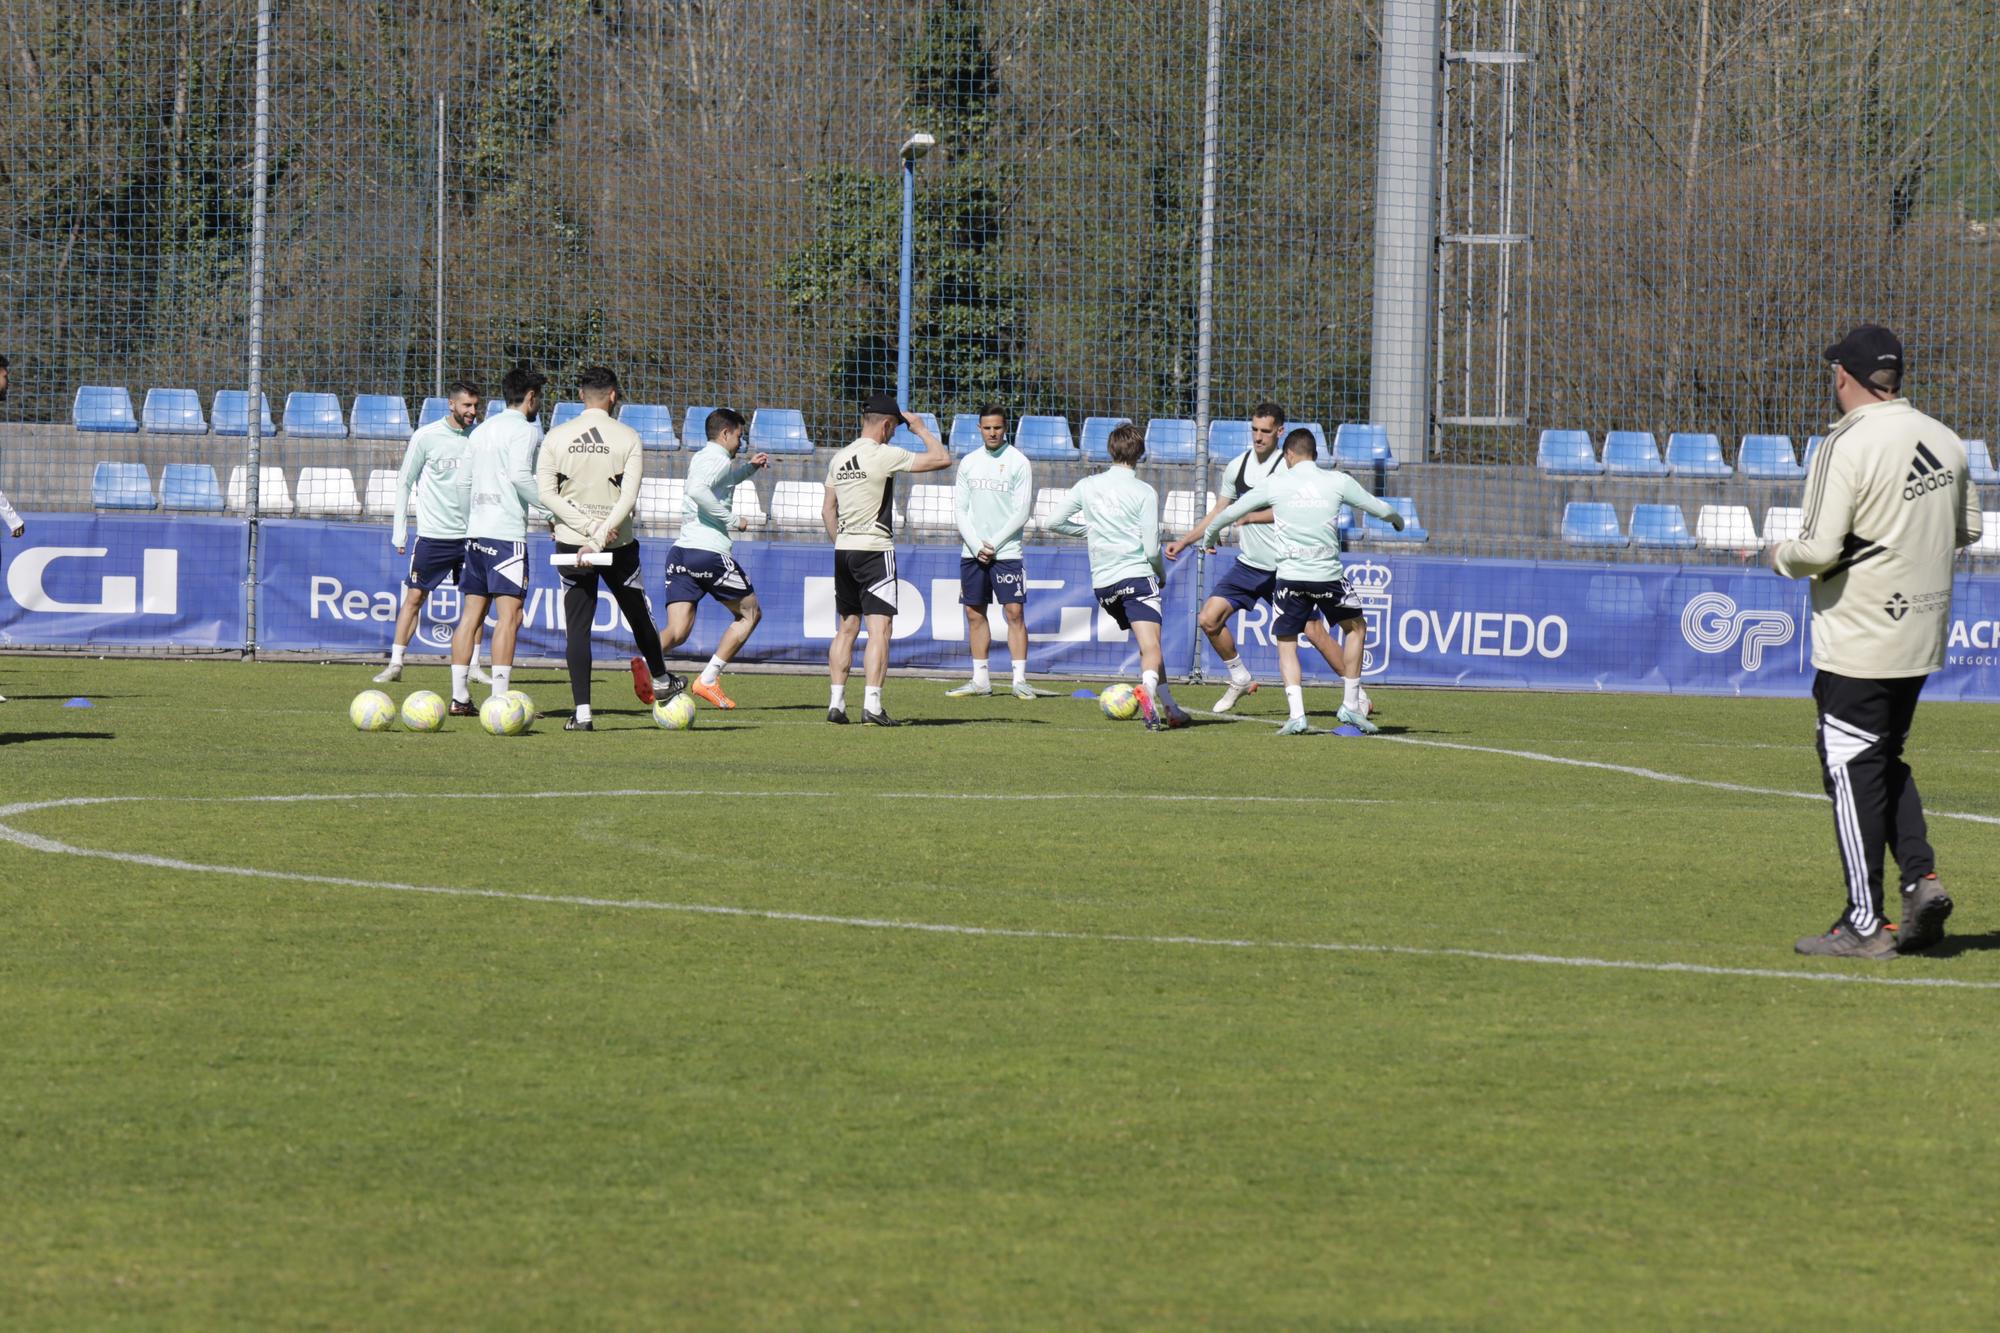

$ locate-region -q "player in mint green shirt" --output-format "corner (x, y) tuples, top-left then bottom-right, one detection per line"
(658, 407), (770, 710)
(1046, 422), (1187, 730)
(1201, 428), (1404, 734)
(947, 405), (1037, 699)
(376, 380), (484, 685)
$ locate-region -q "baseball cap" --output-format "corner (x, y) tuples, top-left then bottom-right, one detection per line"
(862, 390), (902, 417)
(1823, 324), (1904, 388)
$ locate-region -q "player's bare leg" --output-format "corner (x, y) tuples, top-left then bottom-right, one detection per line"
(1202, 594), (1259, 712)
(1002, 601), (1037, 698)
(486, 596), (524, 701)
(447, 594), (490, 714)
(1333, 615), (1377, 734)
(1274, 636), (1313, 735)
(376, 587), (425, 683)
(827, 614), (860, 722)
(691, 593), (760, 709)
(1132, 622), (1187, 731)
(861, 612), (897, 725)
(949, 603), (997, 697)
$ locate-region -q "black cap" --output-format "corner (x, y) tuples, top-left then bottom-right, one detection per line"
(862, 390), (902, 417)
(1823, 325), (1904, 388)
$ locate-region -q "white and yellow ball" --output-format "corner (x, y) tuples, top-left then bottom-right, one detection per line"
(399, 690), (446, 733)
(349, 689), (397, 732)
(504, 689), (537, 730)
(1099, 683), (1140, 721)
(479, 693), (532, 736)
(653, 692), (698, 730)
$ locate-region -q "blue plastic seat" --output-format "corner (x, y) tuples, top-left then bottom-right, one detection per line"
(1665, 432), (1729, 479)
(92, 462), (157, 510)
(1737, 434), (1804, 480)
(160, 463), (224, 512)
(891, 412), (943, 451)
(1334, 423), (1399, 471)
(550, 401), (585, 430)
(1208, 420), (1253, 461)
(350, 395), (412, 440)
(682, 406), (721, 450)
(1079, 416), (1132, 463)
(1965, 439), (1997, 485)
(1537, 430), (1603, 476)
(1290, 422), (1330, 462)
(142, 388), (207, 435)
(1015, 415), (1077, 461)
(74, 386), (139, 433)
(1362, 496), (1428, 542)
(1804, 436), (1824, 470)
(485, 398), (506, 419)
(1630, 503), (1695, 549)
(1144, 418), (1198, 464)
(950, 413), (987, 453)
(1562, 501), (1627, 548)
(620, 403), (678, 450)
(1602, 430), (1667, 477)
(282, 391), (347, 438)
(416, 397), (450, 429)
(211, 390), (275, 437)
(750, 407), (815, 454)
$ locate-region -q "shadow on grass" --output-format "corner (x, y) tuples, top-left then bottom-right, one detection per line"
(1909, 931), (2000, 959)
(0, 731), (116, 746)
(0, 694), (141, 701)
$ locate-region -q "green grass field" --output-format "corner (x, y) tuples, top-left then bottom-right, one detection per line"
(4, 658), (1998, 1328)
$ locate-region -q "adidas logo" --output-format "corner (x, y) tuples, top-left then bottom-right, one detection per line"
(1903, 441), (1955, 500)
(835, 458), (867, 479)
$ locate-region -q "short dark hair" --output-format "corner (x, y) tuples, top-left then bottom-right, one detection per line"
(977, 403), (1006, 422)
(445, 379), (481, 400)
(500, 363), (546, 407)
(1283, 427), (1319, 459)
(1106, 422), (1146, 466)
(706, 407), (745, 440)
(576, 365), (620, 398)
(0, 354), (9, 369)
(1251, 401), (1286, 426)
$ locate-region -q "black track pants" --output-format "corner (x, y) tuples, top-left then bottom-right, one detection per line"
(556, 541), (665, 708)
(1811, 669), (1934, 934)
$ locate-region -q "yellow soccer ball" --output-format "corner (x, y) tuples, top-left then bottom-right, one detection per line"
(399, 690), (446, 733)
(349, 689), (397, 732)
(504, 689), (537, 729)
(1098, 683), (1140, 721)
(653, 692), (698, 730)
(479, 694), (531, 736)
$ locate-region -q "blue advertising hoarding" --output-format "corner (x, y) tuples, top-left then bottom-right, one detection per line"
(0, 513), (247, 649)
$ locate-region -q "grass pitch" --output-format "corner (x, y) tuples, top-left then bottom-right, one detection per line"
(3, 658), (1998, 1328)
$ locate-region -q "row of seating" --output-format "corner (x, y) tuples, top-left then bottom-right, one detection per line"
(1562, 500), (2000, 554)
(1537, 428), (2000, 484)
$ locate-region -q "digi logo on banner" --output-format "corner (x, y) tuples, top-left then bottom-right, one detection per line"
(6, 547), (180, 616)
(1680, 592), (1794, 669)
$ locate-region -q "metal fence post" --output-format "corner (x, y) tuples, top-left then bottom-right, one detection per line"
(1369, 0), (1445, 462)
(1189, 0), (1225, 685)
(243, 0), (273, 654)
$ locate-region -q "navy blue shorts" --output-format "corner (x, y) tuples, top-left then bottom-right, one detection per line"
(1272, 579), (1362, 638)
(960, 557), (1026, 608)
(1210, 557), (1278, 612)
(404, 536), (466, 594)
(1095, 576), (1163, 631)
(461, 538), (528, 600)
(663, 545), (755, 605)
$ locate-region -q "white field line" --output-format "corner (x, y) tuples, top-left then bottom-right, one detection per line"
(1, 793), (1996, 993)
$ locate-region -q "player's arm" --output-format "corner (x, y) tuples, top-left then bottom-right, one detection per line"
(1198, 486), (1270, 548)
(1143, 491), (1165, 581)
(1167, 481), (1267, 557)
(535, 438), (595, 540)
(1957, 461), (1982, 551)
(993, 457), (1033, 554)
(687, 457), (736, 531)
(595, 437), (644, 545)
(1333, 472), (1403, 530)
(0, 483), (22, 538)
(953, 464), (987, 556)
(903, 411), (951, 474)
(1043, 488), (1087, 538)
(392, 435), (425, 551)
(1770, 443), (1856, 578)
(821, 480), (839, 541)
(507, 427), (550, 525)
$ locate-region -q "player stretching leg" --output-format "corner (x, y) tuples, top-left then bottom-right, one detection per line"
(1047, 422), (1186, 730)
(450, 364), (546, 715)
(1200, 428), (1403, 735)
(1164, 402), (1287, 712)
(380, 380), (486, 685)
(659, 408), (768, 710)
(947, 404), (1036, 699)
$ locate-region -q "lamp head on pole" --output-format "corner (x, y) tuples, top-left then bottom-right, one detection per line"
(900, 132), (937, 163)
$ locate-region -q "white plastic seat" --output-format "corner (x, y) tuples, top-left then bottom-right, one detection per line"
(1031, 487), (1072, 532)
(637, 477), (684, 529)
(1762, 506), (1804, 546)
(1694, 504), (1757, 550)
(1162, 489), (1216, 533)
(769, 480), (825, 528)
(731, 480), (767, 530)
(226, 465), (294, 514)
(907, 484), (957, 532)
(1975, 513), (2000, 557)
(364, 469), (399, 517)
(296, 466), (362, 517)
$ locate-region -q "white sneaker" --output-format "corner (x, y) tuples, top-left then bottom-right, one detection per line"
(1011, 681), (1038, 700)
(1212, 679), (1258, 713)
(1357, 687), (1375, 717)
(372, 663), (403, 684)
(945, 680), (993, 697)
(1336, 704), (1379, 735)
(469, 663), (493, 686)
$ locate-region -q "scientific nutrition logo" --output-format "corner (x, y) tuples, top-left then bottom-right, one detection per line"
(1680, 591), (1794, 670)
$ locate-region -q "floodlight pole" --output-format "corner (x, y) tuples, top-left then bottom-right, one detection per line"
(434, 93), (446, 398)
(1189, 0), (1224, 684)
(897, 133), (935, 407)
(243, 0), (273, 654)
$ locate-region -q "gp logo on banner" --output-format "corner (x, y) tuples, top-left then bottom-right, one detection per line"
(1680, 592), (1794, 669)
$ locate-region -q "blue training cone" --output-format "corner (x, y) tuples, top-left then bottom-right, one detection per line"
(1070, 688), (1097, 699)
(64, 697), (94, 709)
(1331, 724), (1363, 737)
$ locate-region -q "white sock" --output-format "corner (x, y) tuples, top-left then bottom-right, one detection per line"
(492, 665), (511, 696)
(1223, 654), (1252, 686)
(575, 703), (592, 724)
(451, 664), (469, 703)
(864, 685), (883, 714)
(1012, 661), (1027, 686)
(469, 643), (481, 669)
(972, 658), (991, 688)
(1285, 684), (1306, 719)
(829, 683), (846, 712)
(700, 655), (724, 686)
(389, 642), (405, 667)
(1343, 677), (1361, 710)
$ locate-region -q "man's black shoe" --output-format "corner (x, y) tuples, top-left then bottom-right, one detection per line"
(1897, 874), (1953, 953)
(448, 698), (478, 717)
(1795, 920), (1899, 960)
(862, 708), (900, 727)
(826, 708), (849, 725)
(563, 717), (593, 732)
(657, 671), (689, 701)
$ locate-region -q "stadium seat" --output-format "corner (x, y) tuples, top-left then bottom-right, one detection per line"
(891, 411), (942, 451)
(363, 469), (399, 517)
(1161, 489), (1216, 533)
(1079, 415), (1132, 463)
(141, 388), (207, 435)
(907, 484), (956, 532)
(160, 463), (224, 512)
(1015, 415), (1077, 462)
(1537, 430), (1602, 476)
(550, 401), (584, 430)
(1763, 506), (1804, 545)
(1965, 439), (1998, 485)
(1602, 431), (1667, 477)
(731, 480), (767, 529)
(620, 403), (678, 450)
(1738, 434), (1805, 480)
(1804, 436), (1825, 470)
(1144, 418), (1199, 464)
(1361, 496), (1427, 542)
(485, 398), (505, 419)
(1208, 420), (1253, 461)
(226, 466), (293, 513)
(1629, 503), (1695, 549)
(750, 408), (815, 455)
(351, 395), (413, 441)
(950, 413), (987, 453)
(1695, 504), (1759, 550)
(1289, 422), (1329, 463)
(637, 476), (684, 528)
(682, 406), (720, 451)
(769, 480), (824, 528)
(211, 390), (275, 437)
(416, 396), (450, 429)
(91, 462), (156, 510)
(1561, 501), (1626, 548)
(282, 392), (347, 438)
(1333, 423), (1399, 471)
(1031, 487), (1072, 531)
(1665, 432), (1730, 478)
(74, 386), (139, 433)
(296, 467), (362, 517)
(1976, 514), (2000, 557)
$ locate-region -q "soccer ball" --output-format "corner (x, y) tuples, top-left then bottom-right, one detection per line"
(479, 694), (531, 736)
(1099, 683), (1140, 720)
(653, 692), (698, 730)
(504, 689), (537, 729)
(349, 689), (397, 732)
(399, 690), (446, 733)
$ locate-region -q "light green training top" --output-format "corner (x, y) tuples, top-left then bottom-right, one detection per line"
(392, 415), (473, 547)
(1045, 465), (1162, 587)
(1217, 444), (1289, 571)
(1202, 462), (1396, 582)
(953, 444), (1034, 561)
(677, 442), (759, 555)
(464, 408), (547, 542)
